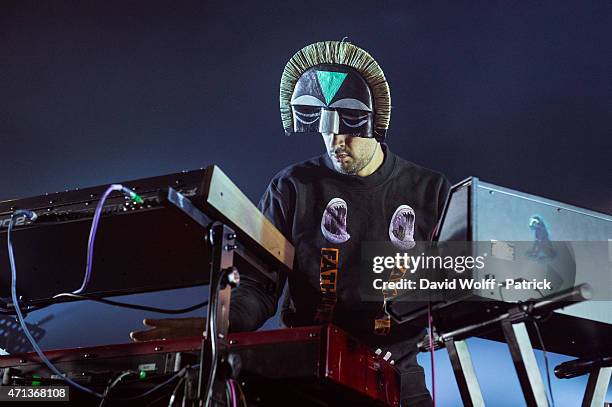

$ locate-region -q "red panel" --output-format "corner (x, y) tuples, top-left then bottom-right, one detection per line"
(228, 325), (322, 347)
(323, 325), (400, 407)
(0, 324), (399, 406)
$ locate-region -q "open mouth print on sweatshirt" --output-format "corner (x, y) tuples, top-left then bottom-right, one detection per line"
(389, 205), (416, 249)
(320, 198), (350, 244)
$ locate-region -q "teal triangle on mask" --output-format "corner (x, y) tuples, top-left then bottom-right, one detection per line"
(316, 71), (348, 105)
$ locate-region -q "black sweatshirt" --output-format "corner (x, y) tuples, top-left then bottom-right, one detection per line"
(229, 144), (450, 352)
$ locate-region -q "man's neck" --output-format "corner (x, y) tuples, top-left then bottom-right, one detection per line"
(356, 143), (384, 177)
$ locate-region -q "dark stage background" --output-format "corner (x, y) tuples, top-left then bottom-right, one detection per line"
(1, 1), (611, 405)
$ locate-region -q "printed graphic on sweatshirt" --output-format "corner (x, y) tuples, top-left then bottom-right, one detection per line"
(374, 266), (409, 336)
(314, 248), (339, 324)
(389, 204), (416, 249)
(320, 198), (350, 244)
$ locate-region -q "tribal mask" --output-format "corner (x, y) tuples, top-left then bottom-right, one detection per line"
(290, 64), (374, 138)
(280, 41), (391, 141)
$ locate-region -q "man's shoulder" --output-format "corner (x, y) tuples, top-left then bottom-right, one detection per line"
(259, 155), (327, 211)
(268, 154), (328, 186)
(391, 151), (448, 185)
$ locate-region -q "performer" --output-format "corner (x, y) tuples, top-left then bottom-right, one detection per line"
(132, 41), (450, 407)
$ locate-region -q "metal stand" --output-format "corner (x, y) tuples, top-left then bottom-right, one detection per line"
(197, 222), (237, 407)
(582, 367), (611, 407)
(501, 321), (549, 407)
(445, 338), (485, 407)
(164, 187), (239, 406)
(418, 285), (592, 407)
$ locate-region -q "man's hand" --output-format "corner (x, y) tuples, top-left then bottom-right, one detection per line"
(129, 317), (206, 342)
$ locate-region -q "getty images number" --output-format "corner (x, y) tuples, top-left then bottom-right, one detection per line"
(8, 387), (66, 398)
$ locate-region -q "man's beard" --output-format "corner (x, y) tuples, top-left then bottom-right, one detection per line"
(332, 155), (364, 175)
(330, 146), (375, 175)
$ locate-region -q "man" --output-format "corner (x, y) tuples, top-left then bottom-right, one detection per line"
(132, 41), (450, 406)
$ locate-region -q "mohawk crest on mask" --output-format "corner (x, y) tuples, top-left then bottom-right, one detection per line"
(280, 41), (391, 141)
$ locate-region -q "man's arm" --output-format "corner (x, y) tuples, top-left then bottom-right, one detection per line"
(229, 179), (293, 332)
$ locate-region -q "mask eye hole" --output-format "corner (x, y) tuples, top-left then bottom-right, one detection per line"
(293, 106), (321, 125)
(339, 109), (370, 128)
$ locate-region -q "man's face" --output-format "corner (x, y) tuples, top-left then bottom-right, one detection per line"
(322, 133), (378, 175)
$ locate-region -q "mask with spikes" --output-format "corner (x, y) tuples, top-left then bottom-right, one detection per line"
(280, 41), (391, 141)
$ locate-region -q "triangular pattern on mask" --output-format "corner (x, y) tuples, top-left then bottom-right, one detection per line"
(316, 71), (347, 105)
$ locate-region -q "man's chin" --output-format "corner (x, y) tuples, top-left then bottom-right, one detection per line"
(334, 162), (357, 175)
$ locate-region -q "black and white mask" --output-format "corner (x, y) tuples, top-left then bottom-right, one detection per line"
(290, 64), (374, 138)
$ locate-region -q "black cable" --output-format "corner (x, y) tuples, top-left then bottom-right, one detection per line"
(107, 365), (198, 402)
(203, 275), (222, 407)
(168, 375), (187, 407)
(533, 320), (555, 407)
(99, 370), (136, 407)
(53, 293), (208, 314)
(143, 374), (190, 407)
(236, 380), (247, 407)
(184, 377), (190, 406)
(6, 206), (207, 403)
(225, 380), (232, 407)
(0, 292), (208, 317)
(7, 210), (105, 397)
(182, 368), (195, 406)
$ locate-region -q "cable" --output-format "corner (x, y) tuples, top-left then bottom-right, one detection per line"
(52, 293), (208, 314)
(185, 367), (195, 406)
(7, 210), (104, 398)
(168, 375), (187, 407)
(236, 380), (247, 407)
(533, 320), (555, 407)
(1, 283), (208, 318)
(225, 380), (232, 407)
(109, 365), (199, 402)
(428, 302), (436, 407)
(228, 378), (238, 407)
(99, 370), (136, 407)
(179, 368), (193, 407)
(144, 367), (196, 407)
(202, 268), (227, 407)
(2, 184), (142, 315)
(6, 187), (204, 403)
(203, 275), (220, 407)
(128, 372), (183, 402)
(7, 205), (182, 402)
(71, 184), (143, 295)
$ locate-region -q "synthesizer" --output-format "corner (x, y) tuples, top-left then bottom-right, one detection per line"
(0, 324), (399, 406)
(0, 166), (293, 306)
(386, 177), (612, 358)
